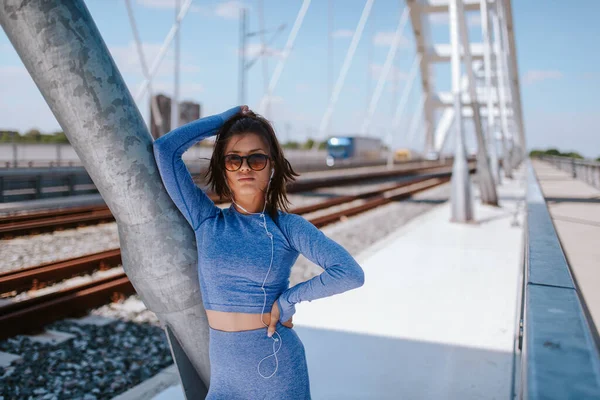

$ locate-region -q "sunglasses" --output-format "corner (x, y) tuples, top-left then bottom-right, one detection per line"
(224, 153), (271, 172)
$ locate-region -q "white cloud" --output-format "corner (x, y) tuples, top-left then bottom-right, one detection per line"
(295, 83), (311, 93)
(0, 65), (60, 133)
(153, 81), (205, 97)
(580, 72), (599, 80)
(242, 43), (283, 59)
(136, 0), (250, 20)
(523, 70), (563, 85)
(287, 110), (311, 123)
(137, 0), (178, 8)
(108, 41), (201, 77)
(372, 31), (410, 48)
(345, 84), (361, 94)
(332, 29), (354, 39)
(0, 65), (28, 76)
(136, 0), (209, 13)
(215, 1), (247, 20)
(266, 95), (284, 104)
(370, 63), (408, 83)
(0, 54), (205, 134)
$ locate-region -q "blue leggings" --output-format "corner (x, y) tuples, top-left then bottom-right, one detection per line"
(206, 322), (311, 399)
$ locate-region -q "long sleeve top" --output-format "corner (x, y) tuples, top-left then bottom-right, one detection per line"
(152, 106), (365, 323)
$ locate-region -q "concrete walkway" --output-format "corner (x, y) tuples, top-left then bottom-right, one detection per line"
(290, 168), (525, 399)
(531, 160), (600, 335)
(149, 167), (526, 400)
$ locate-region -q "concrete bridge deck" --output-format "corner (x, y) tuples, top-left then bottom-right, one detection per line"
(147, 167), (526, 400)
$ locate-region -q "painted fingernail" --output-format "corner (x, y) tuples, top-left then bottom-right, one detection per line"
(267, 332), (272, 337)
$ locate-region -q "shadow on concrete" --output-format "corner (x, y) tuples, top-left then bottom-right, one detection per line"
(546, 197), (600, 204)
(534, 176), (576, 182)
(294, 325), (515, 400)
(551, 215), (600, 228)
(470, 194), (525, 203)
(476, 211), (518, 225)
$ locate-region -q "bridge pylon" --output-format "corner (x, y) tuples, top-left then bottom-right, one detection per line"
(405, 0), (526, 218)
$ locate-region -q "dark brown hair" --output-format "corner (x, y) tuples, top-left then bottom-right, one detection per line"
(205, 110), (299, 219)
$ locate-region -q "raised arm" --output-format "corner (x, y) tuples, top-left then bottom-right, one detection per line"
(153, 106), (241, 229)
(276, 214), (365, 323)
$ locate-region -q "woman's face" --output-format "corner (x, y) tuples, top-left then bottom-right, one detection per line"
(223, 132), (272, 199)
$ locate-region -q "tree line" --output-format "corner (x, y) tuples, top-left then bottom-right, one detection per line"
(529, 148), (600, 162)
(281, 138), (328, 150)
(0, 130), (68, 144)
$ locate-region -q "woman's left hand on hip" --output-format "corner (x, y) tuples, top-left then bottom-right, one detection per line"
(268, 299), (293, 337)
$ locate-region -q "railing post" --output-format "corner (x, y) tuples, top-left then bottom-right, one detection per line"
(67, 174), (76, 196)
(35, 174), (42, 199)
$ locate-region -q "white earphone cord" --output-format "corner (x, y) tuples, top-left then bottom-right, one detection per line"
(230, 170), (281, 379)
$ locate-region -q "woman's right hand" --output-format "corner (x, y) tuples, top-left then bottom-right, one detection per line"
(240, 105), (250, 115)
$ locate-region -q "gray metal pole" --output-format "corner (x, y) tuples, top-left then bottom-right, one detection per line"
(11, 132), (17, 167)
(258, 0), (269, 108)
(171, 0), (181, 130)
(497, 0), (525, 168)
(361, 7), (409, 136)
(456, 0), (498, 206)
(257, 0), (312, 116)
(318, 0), (374, 143)
(134, 0), (194, 102)
(239, 8), (247, 105)
(56, 143), (62, 167)
(491, 7), (513, 179)
(449, 0), (474, 222)
(0, 2), (209, 398)
(124, 0), (163, 137)
(366, 23), (373, 114)
(388, 55), (420, 168)
(328, 0), (334, 106)
(495, 4), (519, 171)
(480, 0), (501, 185)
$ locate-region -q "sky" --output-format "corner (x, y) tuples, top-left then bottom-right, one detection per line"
(0, 0), (598, 157)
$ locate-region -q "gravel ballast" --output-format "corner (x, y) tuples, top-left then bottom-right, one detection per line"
(0, 223), (120, 274)
(0, 318), (172, 400)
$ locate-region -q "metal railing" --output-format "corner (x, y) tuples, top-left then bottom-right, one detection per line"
(0, 167), (97, 203)
(513, 161), (600, 399)
(537, 155), (600, 189)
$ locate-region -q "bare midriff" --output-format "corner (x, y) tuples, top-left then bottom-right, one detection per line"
(206, 310), (274, 332)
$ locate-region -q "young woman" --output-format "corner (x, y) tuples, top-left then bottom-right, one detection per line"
(153, 105), (365, 399)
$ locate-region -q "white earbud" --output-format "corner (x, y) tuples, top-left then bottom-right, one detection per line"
(270, 168), (274, 180)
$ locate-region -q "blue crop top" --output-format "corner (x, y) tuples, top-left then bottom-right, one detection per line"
(152, 106), (365, 323)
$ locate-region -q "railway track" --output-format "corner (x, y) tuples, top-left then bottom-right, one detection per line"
(0, 169), (459, 339)
(0, 207), (115, 239)
(0, 162), (452, 239)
